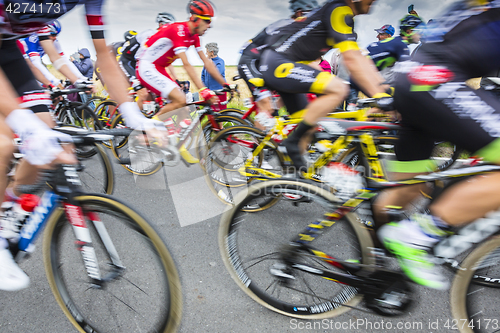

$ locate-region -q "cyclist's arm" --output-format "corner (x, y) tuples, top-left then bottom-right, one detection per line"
(198, 50), (226, 87)
(91, 38), (131, 104)
(167, 65), (178, 81)
(178, 52), (205, 90)
(28, 56), (60, 86)
(342, 49), (387, 97)
(39, 39), (81, 83)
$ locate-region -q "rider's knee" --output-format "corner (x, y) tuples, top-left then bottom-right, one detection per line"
(326, 79), (349, 100)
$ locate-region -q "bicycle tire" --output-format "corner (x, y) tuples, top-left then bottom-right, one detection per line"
(43, 194), (182, 333)
(84, 96), (107, 112)
(57, 104), (104, 158)
(78, 143), (114, 195)
(107, 114), (163, 176)
(196, 114), (254, 168)
(203, 125), (285, 207)
(450, 235), (500, 333)
(219, 179), (375, 319)
(94, 100), (119, 126)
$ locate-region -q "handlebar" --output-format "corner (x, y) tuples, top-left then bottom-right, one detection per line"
(356, 97), (393, 111)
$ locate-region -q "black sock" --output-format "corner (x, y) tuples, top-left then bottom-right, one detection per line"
(286, 121), (314, 145)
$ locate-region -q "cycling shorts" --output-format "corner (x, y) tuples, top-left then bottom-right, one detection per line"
(118, 57), (136, 81)
(136, 61), (179, 99)
(0, 39), (50, 113)
(393, 53), (500, 164)
(259, 49), (333, 114)
(237, 47), (271, 102)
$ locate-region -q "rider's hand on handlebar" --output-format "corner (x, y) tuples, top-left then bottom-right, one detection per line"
(372, 93), (395, 112)
(74, 78), (96, 94)
(199, 87), (218, 104)
(119, 102), (169, 146)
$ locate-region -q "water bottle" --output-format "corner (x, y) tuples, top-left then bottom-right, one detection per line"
(1, 194), (40, 244)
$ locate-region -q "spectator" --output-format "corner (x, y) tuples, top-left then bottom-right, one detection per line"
(201, 42), (226, 106)
(70, 48), (94, 102)
(70, 48), (93, 80)
(374, 24), (395, 41)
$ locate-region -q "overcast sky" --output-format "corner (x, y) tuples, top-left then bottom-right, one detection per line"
(56, 0), (457, 66)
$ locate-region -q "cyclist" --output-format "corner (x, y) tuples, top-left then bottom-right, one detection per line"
(375, 0), (500, 290)
(367, 15), (423, 84)
(21, 20), (90, 88)
(119, 12), (179, 110)
(136, 0), (228, 119)
(374, 24), (395, 41)
(94, 30), (137, 89)
(258, 0), (391, 172)
(0, 0), (165, 291)
(15, 38), (63, 89)
(237, 0), (317, 130)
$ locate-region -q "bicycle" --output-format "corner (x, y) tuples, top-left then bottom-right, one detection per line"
(110, 85), (253, 176)
(7, 127), (182, 332)
(50, 87), (104, 158)
(204, 98), (461, 207)
(218, 163), (500, 332)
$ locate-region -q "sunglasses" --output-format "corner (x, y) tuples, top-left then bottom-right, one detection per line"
(194, 15), (211, 24)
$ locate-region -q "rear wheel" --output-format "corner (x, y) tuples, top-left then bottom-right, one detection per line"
(450, 235), (500, 333)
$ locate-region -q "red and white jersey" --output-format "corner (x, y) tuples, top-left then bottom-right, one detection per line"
(16, 39), (28, 59)
(140, 22), (202, 68)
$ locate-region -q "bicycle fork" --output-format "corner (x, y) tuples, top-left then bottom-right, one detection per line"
(63, 203), (125, 286)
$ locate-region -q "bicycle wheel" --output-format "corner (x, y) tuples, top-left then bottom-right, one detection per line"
(450, 235), (500, 333)
(58, 104), (103, 158)
(43, 194), (182, 333)
(109, 114), (163, 176)
(204, 125), (284, 206)
(94, 100), (119, 127)
(219, 179), (375, 319)
(78, 143), (114, 194)
(196, 114), (254, 167)
(84, 96), (107, 112)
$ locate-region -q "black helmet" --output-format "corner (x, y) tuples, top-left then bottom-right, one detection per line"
(123, 30), (137, 41)
(156, 12), (176, 24)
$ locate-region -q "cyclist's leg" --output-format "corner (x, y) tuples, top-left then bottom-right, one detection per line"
(379, 57), (500, 289)
(1, 42), (55, 196)
(260, 49), (348, 170)
(0, 40), (31, 291)
(136, 62), (185, 117)
(373, 127), (436, 224)
(238, 50), (273, 127)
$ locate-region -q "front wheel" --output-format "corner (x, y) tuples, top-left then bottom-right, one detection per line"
(43, 194), (182, 333)
(219, 179), (375, 319)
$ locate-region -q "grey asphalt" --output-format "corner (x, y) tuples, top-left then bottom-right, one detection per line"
(0, 151), (482, 333)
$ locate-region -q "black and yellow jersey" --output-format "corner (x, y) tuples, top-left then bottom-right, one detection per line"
(266, 0), (359, 62)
